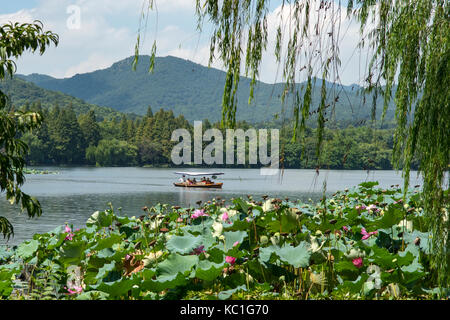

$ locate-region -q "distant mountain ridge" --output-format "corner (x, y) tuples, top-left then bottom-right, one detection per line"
(18, 55), (395, 123)
(0, 77), (126, 121)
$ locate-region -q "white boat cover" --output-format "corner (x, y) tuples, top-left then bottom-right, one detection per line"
(174, 172), (224, 176)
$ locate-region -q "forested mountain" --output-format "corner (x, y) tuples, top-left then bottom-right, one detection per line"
(18, 55), (396, 123)
(0, 77), (129, 121)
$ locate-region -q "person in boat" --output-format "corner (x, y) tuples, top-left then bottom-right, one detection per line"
(192, 178), (197, 184)
(178, 175), (186, 183)
(186, 178), (193, 185)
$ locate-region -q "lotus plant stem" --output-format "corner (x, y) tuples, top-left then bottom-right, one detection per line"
(298, 268), (303, 294)
(401, 211), (406, 251)
(305, 281), (314, 300)
(245, 267), (250, 291)
(259, 262), (267, 283)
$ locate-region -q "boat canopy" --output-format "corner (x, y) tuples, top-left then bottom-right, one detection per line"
(174, 172), (224, 176)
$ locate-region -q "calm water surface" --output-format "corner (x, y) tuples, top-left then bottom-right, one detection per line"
(0, 167), (423, 245)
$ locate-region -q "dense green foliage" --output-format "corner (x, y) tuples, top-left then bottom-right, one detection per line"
(19, 55), (396, 123)
(0, 21), (58, 239)
(0, 77), (128, 121)
(21, 104), (189, 167)
(1, 183), (447, 300)
(20, 102), (406, 170)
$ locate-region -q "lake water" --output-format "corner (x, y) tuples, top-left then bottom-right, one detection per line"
(0, 167), (423, 246)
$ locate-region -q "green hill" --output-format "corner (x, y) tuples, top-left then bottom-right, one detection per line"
(0, 77), (128, 121)
(18, 55), (396, 123)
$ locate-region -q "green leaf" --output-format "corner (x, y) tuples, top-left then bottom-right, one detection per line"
(368, 207), (404, 229)
(92, 233), (124, 252)
(166, 234), (202, 254)
(359, 182), (379, 189)
(195, 259), (225, 282)
(16, 239), (39, 260)
(0, 247), (13, 262)
(223, 231), (247, 251)
(59, 241), (86, 265)
(157, 253), (198, 278)
(94, 274), (140, 298)
(233, 198), (249, 213)
(96, 261), (116, 281)
(76, 290), (109, 300)
(275, 242), (311, 268)
(369, 246), (415, 269)
(218, 284), (247, 300)
(86, 210), (114, 228)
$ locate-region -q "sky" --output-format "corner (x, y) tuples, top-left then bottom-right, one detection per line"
(0, 0), (369, 85)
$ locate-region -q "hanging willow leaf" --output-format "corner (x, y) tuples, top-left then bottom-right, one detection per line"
(136, 0), (449, 292)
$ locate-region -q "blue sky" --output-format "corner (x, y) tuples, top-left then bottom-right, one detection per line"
(1, 1), (367, 85)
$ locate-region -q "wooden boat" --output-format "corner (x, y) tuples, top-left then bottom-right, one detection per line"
(173, 172), (224, 189)
(173, 182), (223, 188)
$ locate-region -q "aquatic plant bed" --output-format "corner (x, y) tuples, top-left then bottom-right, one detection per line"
(0, 182), (447, 300)
(23, 168), (59, 175)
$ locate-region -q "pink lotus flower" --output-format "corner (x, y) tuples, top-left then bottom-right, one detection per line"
(352, 257), (363, 268)
(225, 256), (236, 265)
(233, 241), (239, 247)
(221, 212), (229, 222)
(65, 285), (83, 295)
(177, 217), (184, 223)
(361, 228), (378, 240)
(64, 224), (74, 241)
(65, 233), (74, 241)
(342, 226), (349, 232)
(191, 209), (209, 219)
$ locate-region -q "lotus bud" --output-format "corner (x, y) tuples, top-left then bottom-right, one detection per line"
(270, 232), (280, 246)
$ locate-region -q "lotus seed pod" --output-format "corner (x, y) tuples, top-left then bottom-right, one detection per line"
(260, 235), (269, 244)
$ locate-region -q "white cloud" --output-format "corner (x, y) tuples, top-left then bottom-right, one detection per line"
(0, 9), (35, 25)
(64, 53), (117, 77)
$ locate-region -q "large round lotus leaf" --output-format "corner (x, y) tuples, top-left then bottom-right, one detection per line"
(59, 241), (86, 265)
(223, 231), (247, 250)
(157, 253), (199, 278)
(166, 234), (203, 254)
(92, 233), (124, 251)
(403, 230), (431, 254)
(276, 242), (311, 268)
(16, 239), (39, 260)
(195, 260), (225, 281)
(218, 284), (247, 300)
(259, 245), (279, 264)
